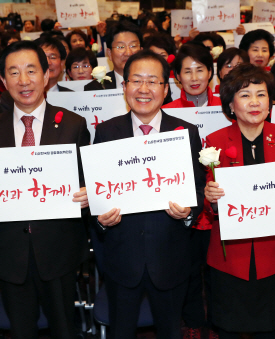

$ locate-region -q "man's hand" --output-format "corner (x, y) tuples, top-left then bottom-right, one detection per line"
(236, 24), (245, 35)
(165, 202), (191, 219)
(96, 21), (107, 37)
(98, 208), (121, 227)
(73, 187), (89, 209)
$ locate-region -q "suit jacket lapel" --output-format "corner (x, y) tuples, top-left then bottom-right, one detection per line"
(0, 110), (15, 147)
(40, 103), (60, 145)
(115, 111), (133, 139)
(226, 122), (244, 167)
(105, 70), (116, 90)
(263, 122), (275, 163)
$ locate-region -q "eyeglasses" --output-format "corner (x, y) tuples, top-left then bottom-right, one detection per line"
(125, 79), (165, 89)
(72, 64), (91, 71)
(112, 44), (140, 53)
(46, 54), (60, 61)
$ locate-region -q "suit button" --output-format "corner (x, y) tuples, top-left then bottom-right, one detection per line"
(23, 228), (28, 233)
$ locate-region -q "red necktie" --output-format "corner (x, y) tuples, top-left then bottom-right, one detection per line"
(21, 116), (35, 147)
(139, 125), (153, 135)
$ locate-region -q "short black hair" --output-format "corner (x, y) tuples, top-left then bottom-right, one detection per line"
(35, 35), (67, 60)
(220, 63), (274, 119)
(239, 29), (274, 56)
(40, 19), (55, 32)
(66, 29), (89, 50)
(217, 47), (250, 80)
(0, 40), (48, 78)
(66, 47), (97, 76)
(1, 31), (21, 49)
(193, 33), (216, 49)
(143, 32), (176, 56)
(123, 49), (170, 84)
(174, 41), (214, 82)
(105, 21), (142, 49)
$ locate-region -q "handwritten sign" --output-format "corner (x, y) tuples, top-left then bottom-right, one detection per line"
(171, 10), (193, 37)
(55, 0), (99, 28)
(0, 3), (13, 17)
(47, 89), (128, 142)
(253, 2), (275, 26)
(192, 0), (240, 32)
(234, 22), (274, 47)
(81, 129), (197, 215)
(0, 144), (81, 222)
(13, 3), (36, 22)
(98, 2), (114, 21)
(162, 106), (232, 148)
(216, 162), (275, 240)
(118, 2), (140, 19)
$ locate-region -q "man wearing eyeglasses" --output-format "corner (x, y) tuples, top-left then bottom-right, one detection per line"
(84, 21), (142, 91)
(92, 50), (205, 339)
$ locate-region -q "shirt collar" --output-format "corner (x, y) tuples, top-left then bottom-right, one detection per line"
(131, 110), (162, 133)
(14, 100), (46, 125)
(114, 71), (124, 88)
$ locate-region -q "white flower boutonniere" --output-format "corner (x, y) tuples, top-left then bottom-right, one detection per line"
(91, 66), (112, 88)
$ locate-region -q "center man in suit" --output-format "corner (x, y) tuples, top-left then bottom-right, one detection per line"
(0, 41), (90, 339)
(84, 21), (142, 91)
(93, 50), (206, 339)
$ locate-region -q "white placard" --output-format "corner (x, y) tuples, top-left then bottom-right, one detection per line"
(13, 3), (36, 22)
(47, 89), (128, 142)
(58, 80), (91, 91)
(20, 31), (42, 41)
(253, 2), (275, 26)
(192, 0), (240, 32)
(98, 2), (114, 20)
(171, 10), (193, 37)
(216, 162), (275, 240)
(162, 106), (232, 148)
(81, 129), (197, 215)
(0, 144), (80, 222)
(169, 78), (182, 101)
(234, 22), (275, 47)
(217, 32), (235, 48)
(118, 2), (139, 19)
(55, 0), (100, 28)
(271, 108), (275, 123)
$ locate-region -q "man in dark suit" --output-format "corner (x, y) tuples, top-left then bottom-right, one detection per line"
(84, 21), (142, 91)
(0, 41), (90, 339)
(93, 50), (205, 339)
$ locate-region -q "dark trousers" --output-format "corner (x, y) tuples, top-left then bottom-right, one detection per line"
(105, 267), (188, 339)
(0, 236), (77, 339)
(182, 229), (211, 328)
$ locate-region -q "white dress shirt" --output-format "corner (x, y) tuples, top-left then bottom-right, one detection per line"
(131, 110), (162, 137)
(47, 84), (59, 92)
(14, 100), (46, 147)
(114, 71), (124, 89)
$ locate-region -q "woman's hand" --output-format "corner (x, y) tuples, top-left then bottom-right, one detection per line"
(205, 181), (225, 204)
(189, 27), (200, 40)
(236, 24), (245, 35)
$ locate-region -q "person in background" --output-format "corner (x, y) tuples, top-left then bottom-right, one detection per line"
(215, 47), (249, 94)
(205, 63), (275, 339)
(23, 20), (35, 33)
(0, 31), (21, 50)
(239, 29), (274, 69)
(40, 19), (55, 32)
(66, 47), (97, 81)
(66, 29), (90, 50)
(163, 42), (221, 108)
(84, 21), (142, 91)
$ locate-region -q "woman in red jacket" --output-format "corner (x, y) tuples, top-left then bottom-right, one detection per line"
(162, 41), (221, 109)
(205, 63), (275, 339)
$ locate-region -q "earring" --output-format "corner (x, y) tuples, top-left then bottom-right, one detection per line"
(231, 110), (234, 115)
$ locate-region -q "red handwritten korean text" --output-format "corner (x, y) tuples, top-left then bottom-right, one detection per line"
(28, 178), (71, 202)
(227, 204), (271, 222)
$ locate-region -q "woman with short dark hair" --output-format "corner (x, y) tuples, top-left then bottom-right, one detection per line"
(205, 63), (275, 339)
(239, 29), (274, 69)
(66, 47), (97, 81)
(66, 29), (90, 50)
(163, 42), (220, 108)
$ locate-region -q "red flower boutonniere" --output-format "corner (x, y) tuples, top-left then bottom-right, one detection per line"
(266, 134), (275, 147)
(225, 146), (239, 165)
(54, 111), (63, 128)
(174, 126), (184, 130)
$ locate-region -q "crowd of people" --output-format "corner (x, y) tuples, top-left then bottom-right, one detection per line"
(0, 6), (275, 339)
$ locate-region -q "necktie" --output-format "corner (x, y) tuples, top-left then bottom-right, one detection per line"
(21, 116), (35, 146)
(139, 125), (153, 135)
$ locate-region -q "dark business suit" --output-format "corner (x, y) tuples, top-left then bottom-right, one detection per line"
(93, 111), (205, 339)
(0, 102), (90, 339)
(57, 84), (74, 92)
(84, 70), (116, 91)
